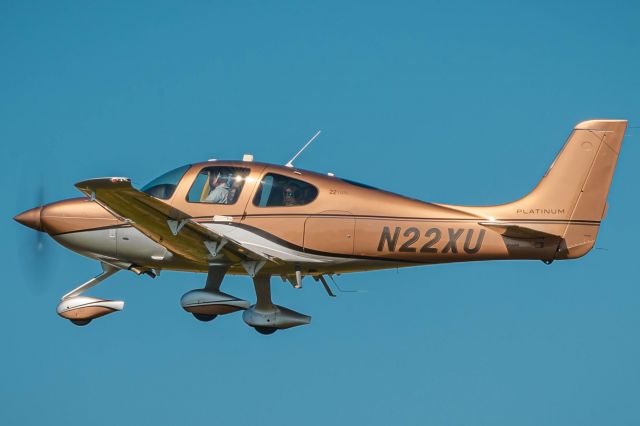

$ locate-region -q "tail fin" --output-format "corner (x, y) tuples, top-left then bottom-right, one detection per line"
(513, 119), (627, 258)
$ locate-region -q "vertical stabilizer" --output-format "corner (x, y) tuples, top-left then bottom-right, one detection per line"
(520, 120), (626, 221)
(514, 119), (626, 258)
(455, 119), (627, 260)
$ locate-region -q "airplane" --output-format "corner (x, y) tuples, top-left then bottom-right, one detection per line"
(14, 119), (627, 334)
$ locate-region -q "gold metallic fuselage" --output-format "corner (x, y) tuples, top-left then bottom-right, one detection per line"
(31, 160), (576, 275)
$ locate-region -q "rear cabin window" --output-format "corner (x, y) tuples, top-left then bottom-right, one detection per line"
(187, 166), (251, 205)
(253, 173), (318, 207)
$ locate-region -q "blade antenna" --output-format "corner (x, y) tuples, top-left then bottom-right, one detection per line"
(285, 130), (321, 168)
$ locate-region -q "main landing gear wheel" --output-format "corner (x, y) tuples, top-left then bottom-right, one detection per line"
(254, 326), (277, 335)
(192, 313), (218, 322)
(70, 319), (92, 326)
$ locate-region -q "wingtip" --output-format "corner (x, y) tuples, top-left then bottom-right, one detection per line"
(75, 177), (132, 189)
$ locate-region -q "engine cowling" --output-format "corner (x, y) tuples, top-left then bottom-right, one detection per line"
(56, 296), (124, 322)
(242, 304), (311, 331)
(180, 289), (250, 316)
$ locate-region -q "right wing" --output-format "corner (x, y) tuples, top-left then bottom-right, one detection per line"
(75, 177), (276, 272)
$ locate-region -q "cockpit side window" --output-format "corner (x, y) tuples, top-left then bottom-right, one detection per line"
(252, 173), (318, 207)
(187, 166), (251, 205)
(141, 165), (191, 200)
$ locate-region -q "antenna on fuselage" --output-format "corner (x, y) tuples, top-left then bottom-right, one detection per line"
(285, 130), (321, 168)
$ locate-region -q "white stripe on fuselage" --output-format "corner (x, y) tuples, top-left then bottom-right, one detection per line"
(204, 223), (353, 264)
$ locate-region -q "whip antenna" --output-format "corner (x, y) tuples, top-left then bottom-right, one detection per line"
(285, 130), (321, 168)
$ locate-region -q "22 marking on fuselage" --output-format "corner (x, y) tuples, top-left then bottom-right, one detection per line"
(377, 226), (486, 254)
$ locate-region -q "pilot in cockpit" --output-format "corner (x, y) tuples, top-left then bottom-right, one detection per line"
(205, 171), (232, 204)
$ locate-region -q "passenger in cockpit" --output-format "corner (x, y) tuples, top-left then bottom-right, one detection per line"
(283, 184), (301, 206)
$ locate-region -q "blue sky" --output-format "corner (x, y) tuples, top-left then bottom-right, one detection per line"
(2, 1), (639, 425)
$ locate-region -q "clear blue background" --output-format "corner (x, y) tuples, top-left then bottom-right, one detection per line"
(2, 1), (639, 425)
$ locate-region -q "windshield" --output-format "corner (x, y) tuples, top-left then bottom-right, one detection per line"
(141, 165), (191, 199)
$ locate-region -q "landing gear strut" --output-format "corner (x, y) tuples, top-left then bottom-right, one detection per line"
(242, 274), (311, 335)
(180, 264), (249, 321)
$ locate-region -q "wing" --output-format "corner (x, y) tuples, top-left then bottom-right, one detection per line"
(75, 177), (275, 273)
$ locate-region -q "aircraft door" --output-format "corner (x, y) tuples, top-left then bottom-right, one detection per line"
(304, 211), (355, 255)
(171, 164), (266, 219)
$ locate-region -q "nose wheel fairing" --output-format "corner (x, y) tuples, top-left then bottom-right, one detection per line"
(57, 262), (125, 325)
(57, 297), (124, 323)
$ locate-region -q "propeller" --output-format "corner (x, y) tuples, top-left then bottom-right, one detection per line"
(16, 183), (53, 290)
(34, 185), (47, 251)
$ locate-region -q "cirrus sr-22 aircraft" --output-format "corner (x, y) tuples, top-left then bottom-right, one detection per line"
(14, 119), (627, 334)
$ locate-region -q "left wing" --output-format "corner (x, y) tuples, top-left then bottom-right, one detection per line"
(75, 177), (275, 273)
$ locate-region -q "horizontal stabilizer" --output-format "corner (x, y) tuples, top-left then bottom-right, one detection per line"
(478, 222), (559, 239)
